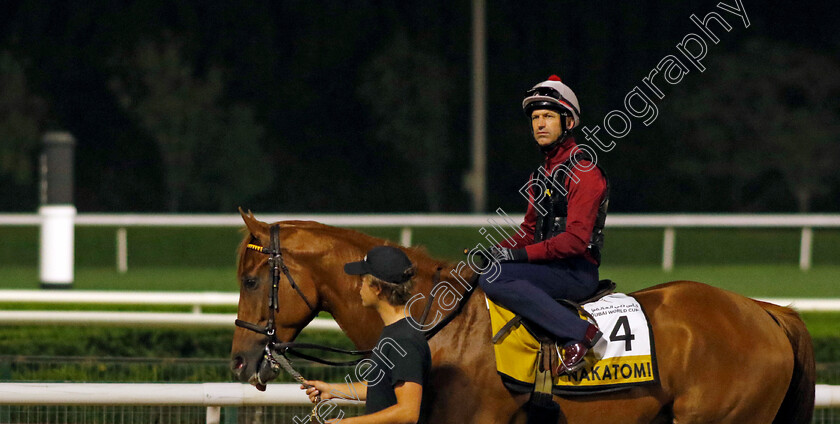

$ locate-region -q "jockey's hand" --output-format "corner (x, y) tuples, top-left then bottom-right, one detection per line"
(491, 247), (528, 263)
(301, 379), (332, 403)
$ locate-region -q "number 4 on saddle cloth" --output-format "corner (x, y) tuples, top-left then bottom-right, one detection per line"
(486, 280), (659, 395)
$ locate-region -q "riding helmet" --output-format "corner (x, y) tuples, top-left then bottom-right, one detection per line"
(522, 75), (581, 128)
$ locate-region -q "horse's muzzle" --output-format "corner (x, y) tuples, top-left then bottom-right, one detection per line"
(230, 354), (251, 382)
(231, 345), (280, 392)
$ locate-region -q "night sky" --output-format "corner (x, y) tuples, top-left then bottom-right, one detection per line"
(1, 0), (837, 213)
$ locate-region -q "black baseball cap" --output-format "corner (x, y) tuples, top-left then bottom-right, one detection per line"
(344, 246), (414, 284)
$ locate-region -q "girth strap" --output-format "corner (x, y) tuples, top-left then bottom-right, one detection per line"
(492, 315), (523, 344)
(534, 346), (555, 394)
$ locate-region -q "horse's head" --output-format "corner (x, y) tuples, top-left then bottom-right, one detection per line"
(230, 209), (446, 389)
(230, 209), (323, 389)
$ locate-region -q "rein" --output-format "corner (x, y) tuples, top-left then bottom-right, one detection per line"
(412, 265), (478, 342)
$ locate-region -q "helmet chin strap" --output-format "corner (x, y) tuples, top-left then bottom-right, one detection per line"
(535, 119), (573, 153)
(539, 131), (571, 153)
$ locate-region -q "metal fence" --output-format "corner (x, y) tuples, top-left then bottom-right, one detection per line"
(0, 404), (367, 424)
(1, 405), (834, 424)
(0, 383), (365, 424)
(814, 408), (840, 424)
(0, 383), (835, 424)
(0, 357), (836, 423)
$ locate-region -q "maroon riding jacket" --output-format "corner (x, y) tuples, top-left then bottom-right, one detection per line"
(499, 137), (607, 265)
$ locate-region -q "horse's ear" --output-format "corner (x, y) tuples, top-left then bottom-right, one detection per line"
(239, 207), (268, 240)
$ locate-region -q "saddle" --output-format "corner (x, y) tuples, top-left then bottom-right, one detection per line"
(489, 279), (616, 412)
(491, 279), (616, 346)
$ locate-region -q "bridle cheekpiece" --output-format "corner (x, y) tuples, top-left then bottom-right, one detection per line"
(235, 224), (317, 342)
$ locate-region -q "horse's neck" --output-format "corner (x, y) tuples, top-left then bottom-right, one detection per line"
(318, 250), (482, 352)
(277, 225), (384, 349)
(314, 257), (384, 349)
(426, 279), (493, 364)
(285, 223), (484, 350)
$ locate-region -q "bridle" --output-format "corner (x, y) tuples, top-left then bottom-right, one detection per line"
(235, 225), (373, 385)
(234, 224), (362, 419)
(234, 224), (316, 341)
(234, 223), (478, 388)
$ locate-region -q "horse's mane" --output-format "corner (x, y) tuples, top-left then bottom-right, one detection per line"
(237, 220), (453, 276)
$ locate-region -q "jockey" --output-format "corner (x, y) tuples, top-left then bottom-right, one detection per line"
(479, 75), (609, 374)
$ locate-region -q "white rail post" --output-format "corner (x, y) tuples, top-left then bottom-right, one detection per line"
(117, 227), (128, 273)
(662, 227), (675, 272)
(799, 227), (813, 271)
(206, 406), (221, 424)
(400, 227), (413, 247)
(39, 131), (76, 289)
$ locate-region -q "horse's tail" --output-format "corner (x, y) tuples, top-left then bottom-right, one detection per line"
(756, 301), (815, 424)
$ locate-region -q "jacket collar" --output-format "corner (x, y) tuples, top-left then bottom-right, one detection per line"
(542, 136), (577, 171)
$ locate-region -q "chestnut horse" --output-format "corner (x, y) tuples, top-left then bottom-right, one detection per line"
(230, 213), (815, 423)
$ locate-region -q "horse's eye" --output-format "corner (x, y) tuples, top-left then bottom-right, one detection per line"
(243, 277), (259, 290)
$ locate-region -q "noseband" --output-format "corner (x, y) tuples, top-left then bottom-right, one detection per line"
(234, 224), (316, 341)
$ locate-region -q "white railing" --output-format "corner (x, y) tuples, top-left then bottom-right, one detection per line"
(2, 213), (839, 272)
(3, 289), (838, 311)
(0, 382), (834, 424)
(0, 383), (361, 424)
(0, 290), (837, 329)
(0, 382), (330, 406)
(0, 289), (341, 330)
(0, 310), (336, 330)
(0, 289), (238, 311)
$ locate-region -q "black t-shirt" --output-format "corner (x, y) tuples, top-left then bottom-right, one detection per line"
(363, 318), (431, 416)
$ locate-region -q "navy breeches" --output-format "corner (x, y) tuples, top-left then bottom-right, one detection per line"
(478, 258), (599, 342)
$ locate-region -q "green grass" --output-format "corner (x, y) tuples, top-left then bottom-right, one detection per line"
(2, 264), (837, 297)
(802, 313), (840, 339)
(599, 264), (840, 297)
(409, 227), (840, 266)
(0, 326), (352, 359)
(3, 226), (840, 268)
(0, 266), (236, 291)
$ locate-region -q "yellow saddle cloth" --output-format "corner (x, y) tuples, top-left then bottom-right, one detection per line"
(486, 293), (658, 395)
